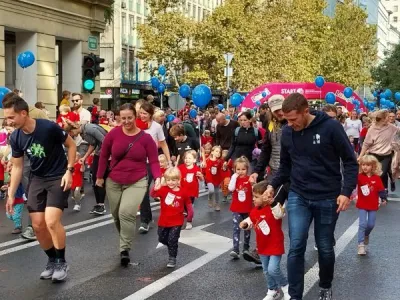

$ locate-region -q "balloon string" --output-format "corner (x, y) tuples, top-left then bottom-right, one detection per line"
(19, 68), (26, 95)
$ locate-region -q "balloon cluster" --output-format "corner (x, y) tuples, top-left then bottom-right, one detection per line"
(151, 65), (168, 94)
(371, 88), (398, 110)
(17, 51), (35, 69)
(230, 93), (244, 107)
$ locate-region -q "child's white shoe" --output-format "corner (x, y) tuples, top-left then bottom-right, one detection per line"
(186, 222), (193, 230)
(263, 289), (280, 300)
(281, 284), (290, 300)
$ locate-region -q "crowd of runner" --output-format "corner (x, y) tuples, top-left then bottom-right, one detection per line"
(1, 89), (399, 300)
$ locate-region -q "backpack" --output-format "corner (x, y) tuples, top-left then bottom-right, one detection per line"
(234, 127), (258, 138)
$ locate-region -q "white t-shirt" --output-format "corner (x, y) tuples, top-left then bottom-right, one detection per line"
(145, 121), (165, 146)
(211, 119), (218, 133)
(344, 118), (362, 138)
(79, 108), (91, 124)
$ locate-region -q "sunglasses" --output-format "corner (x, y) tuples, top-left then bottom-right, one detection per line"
(72, 100), (80, 103)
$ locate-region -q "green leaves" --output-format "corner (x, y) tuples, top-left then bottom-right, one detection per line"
(372, 43), (400, 92)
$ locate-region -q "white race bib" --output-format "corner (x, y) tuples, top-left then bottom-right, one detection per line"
(186, 173), (194, 183)
(211, 166), (217, 175)
(238, 190), (246, 202)
(360, 184), (370, 196)
(165, 192), (175, 205)
(258, 219), (270, 236)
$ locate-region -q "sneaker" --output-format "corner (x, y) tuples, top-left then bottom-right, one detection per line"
(40, 260), (55, 279)
(12, 227), (22, 234)
(120, 250), (130, 267)
(52, 260), (69, 282)
(314, 245), (318, 251)
(222, 196), (228, 203)
(139, 223), (149, 234)
(93, 205), (106, 215)
(214, 204), (221, 211)
(186, 222), (193, 230)
(167, 257), (176, 268)
(358, 244), (366, 256)
(21, 226), (36, 240)
(230, 250), (240, 259)
(263, 289), (280, 300)
(318, 288), (332, 300)
(391, 181), (396, 192)
(89, 205), (99, 214)
(364, 235), (369, 245)
(73, 204), (81, 212)
(281, 284), (290, 300)
(242, 249), (261, 264)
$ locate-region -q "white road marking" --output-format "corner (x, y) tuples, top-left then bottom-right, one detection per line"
(303, 218), (359, 295)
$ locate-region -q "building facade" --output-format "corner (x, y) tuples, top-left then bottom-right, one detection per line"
(0, 0), (109, 117)
(100, 0), (224, 108)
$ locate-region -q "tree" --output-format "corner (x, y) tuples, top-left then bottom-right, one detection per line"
(372, 44), (400, 92)
(104, 0), (115, 25)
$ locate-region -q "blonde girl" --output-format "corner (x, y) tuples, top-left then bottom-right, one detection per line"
(228, 157), (253, 259)
(356, 155), (387, 255)
(202, 145), (223, 211)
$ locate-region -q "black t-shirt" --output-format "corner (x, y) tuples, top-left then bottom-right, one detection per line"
(176, 136), (200, 165)
(10, 119), (68, 178)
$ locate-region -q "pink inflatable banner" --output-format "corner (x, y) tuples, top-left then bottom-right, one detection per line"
(241, 82), (366, 112)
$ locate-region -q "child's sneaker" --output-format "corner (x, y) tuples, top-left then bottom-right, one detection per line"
(364, 235), (369, 245)
(185, 222), (193, 230)
(281, 284), (290, 300)
(358, 243), (366, 256)
(230, 250), (240, 260)
(12, 227), (22, 234)
(73, 204), (81, 212)
(214, 204), (220, 211)
(167, 257), (176, 268)
(263, 289), (280, 300)
(222, 196), (228, 203)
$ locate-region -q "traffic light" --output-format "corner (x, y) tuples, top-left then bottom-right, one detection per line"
(82, 54), (105, 93)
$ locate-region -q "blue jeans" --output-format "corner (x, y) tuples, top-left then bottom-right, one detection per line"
(286, 191), (339, 299)
(260, 255), (288, 290)
(358, 209), (376, 244)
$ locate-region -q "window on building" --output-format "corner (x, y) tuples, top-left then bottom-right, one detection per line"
(193, 5), (196, 18)
(394, 5), (399, 12)
(394, 16), (398, 23)
(137, 0), (142, 14)
(129, 0), (133, 11)
(129, 16), (135, 36)
(122, 13), (126, 37)
(198, 7), (201, 21)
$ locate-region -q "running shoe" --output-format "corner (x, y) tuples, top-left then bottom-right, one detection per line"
(230, 250), (240, 259)
(90, 205), (106, 215)
(12, 227), (22, 234)
(318, 288), (332, 300)
(40, 260), (55, 279)
(214, 204), (221, 211)
(281, 284), (290, 300)
(121, 250), (130, 267)
(167, 257), (176, 268)
(358, 244), (366, 256)
(263, 289), (280, 300)
(139, 223), (149, 234)
(73, 204), (81, 212)
(52, 260), (69, 282)
(391, 181), (396, 192)
(185, 222), (193, 230)
(21, 226), (37, 240)
(242, 249), (261, 264)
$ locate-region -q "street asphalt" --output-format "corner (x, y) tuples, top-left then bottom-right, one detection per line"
(0, 182), (399, 300)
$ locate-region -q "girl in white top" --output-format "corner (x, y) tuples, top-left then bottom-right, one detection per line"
(344, 110), (362, 150)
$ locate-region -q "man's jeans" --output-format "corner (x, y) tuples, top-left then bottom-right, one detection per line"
(286, 191), (339, 299)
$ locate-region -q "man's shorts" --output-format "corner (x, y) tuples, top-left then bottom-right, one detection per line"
(27, 176), (70, 213)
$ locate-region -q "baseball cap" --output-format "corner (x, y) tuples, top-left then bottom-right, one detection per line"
(268, 95), (285, 112)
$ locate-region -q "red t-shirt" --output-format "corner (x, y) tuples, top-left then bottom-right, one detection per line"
(250, 205), (285, 256)
(230, 176), (253, 213)
(360, 127), (369, 138)
(160, 167), (168, 177)
(220, 159), (232, 179)
(91, 105), (99, 122)
(204, 158), (223, 186)
(179, 164), (201, 197)
(0, 163), (4, 181)
(356, 173), (385, 211)
(57, 112), (80, 128)
(99, 117), (109, 125)
(151, 186), (193, 227)
(71, 162), (83, 189)
(201, 136), (213, 146)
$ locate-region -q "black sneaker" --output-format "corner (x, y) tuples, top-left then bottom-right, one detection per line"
(318, 288), (332, 300)
(167, 257), (176, 268)
(391, 181), (396, 192)
(120, 250), (130, 267)
(90, 205), (106, 215)
(242, 249), (261, 264)
(139, 223), (149, 234)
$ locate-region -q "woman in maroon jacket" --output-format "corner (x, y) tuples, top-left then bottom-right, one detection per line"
(96, 103), (161, 267)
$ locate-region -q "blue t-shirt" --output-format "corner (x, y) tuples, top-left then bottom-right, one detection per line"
(10, 119), (68, 178)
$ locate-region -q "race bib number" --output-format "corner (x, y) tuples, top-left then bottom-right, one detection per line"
(238, 190), (246, 202)
(258, 219), (270, 236)
(165, 192), (175, 205)
(211, 166), (217, 175)
(360, 184), (370, 196)
(186, 173), (194, 183)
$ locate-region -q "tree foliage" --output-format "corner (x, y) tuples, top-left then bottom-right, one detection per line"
(371, 44), (400, 92)
(137, 0), (377, 91)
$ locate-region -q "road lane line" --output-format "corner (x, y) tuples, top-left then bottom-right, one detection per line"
(303, 218), (359, 296)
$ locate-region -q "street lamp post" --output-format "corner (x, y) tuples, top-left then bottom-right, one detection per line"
(223, 52), (233, 108)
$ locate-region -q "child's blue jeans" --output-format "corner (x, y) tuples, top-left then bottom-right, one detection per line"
(259, 254), (288, 290)
(6, 203), (24, 229)
(358, 209), (377, 244)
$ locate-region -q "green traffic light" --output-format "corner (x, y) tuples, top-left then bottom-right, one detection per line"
(83, 79), (95, 91)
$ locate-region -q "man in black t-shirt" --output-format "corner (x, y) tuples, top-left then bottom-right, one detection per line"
(3, 93), (76, 283)
(169, 123), (200, 165)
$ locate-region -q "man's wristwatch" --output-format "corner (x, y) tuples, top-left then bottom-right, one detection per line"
(67, 167), (75, 173)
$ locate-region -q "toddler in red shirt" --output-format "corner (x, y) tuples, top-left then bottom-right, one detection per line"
(357, 155), (387, 256)
(158, 154), (169, 177)
(178, 150), (204, 230)
(150, 167), (193, 268)
(221, 149), (232, 202)
(228, 157), (254, 259)
(71, 152), (85, 212)
(240, 181), (289, 300)
(57, 105), (80, 128)
(202, 145), (223, 211)
(201, 130), (213, 146)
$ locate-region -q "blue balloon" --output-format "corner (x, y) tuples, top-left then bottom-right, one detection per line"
(230, 93), (243, 107)
(262, 92), (267, 98)
(356, 109), (362, 114)
(166, 114), (175, 123)
(158, 65), (166, 76)
(226, 115), (231, 120)
(385, 89), (393, 99)
(343, 87), (353, 98)
(189, 109), (197, 119)
(17, 51), (35, 68)
(325, 92), (336, 104)
(151, 77), (160, 89)
(395, 92), (400, 101)
(315, 76), (325, 88)
(157, 83), (165, 93)
(179, 84), (191, 98)
(217, 104), (224, 111)
(255, 100), (261, 106)
(253, 106), (258, 111)
(192, 84), (212, 108)
(373, 91), (378, 97)
(0, 87), (11, 107)
(380, 98), (387, 106)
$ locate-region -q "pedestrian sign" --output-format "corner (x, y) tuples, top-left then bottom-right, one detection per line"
(88, 36), (98, 51)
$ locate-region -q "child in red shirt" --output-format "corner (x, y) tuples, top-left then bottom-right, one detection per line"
(228, 156), (253, 259)
(71, 152), (85, 212)
(357, 155), (387, 256)
(202, 145), (223, 211)
(158, 154), (169, 177)
(150, 167), (193, 268)
(220, 149), (232, 202)
(57, 105), (80, 128)
(240, 181), (289, 300)
(178, 150), (204, 229)
(201, 130), (213, 146)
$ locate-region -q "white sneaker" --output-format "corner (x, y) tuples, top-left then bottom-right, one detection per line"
(314, 245), (318, 251)
(186, 222), (193, 230)
(263, 289), (280, 300)
(73, 204), (81, 212)
(281, 284), (290, 300)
